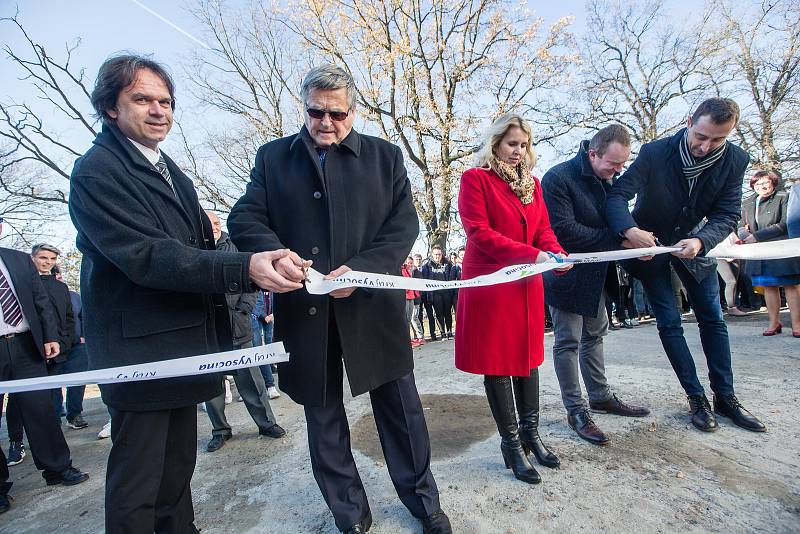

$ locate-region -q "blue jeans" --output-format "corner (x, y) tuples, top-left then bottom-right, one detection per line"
(52, 344), (89, 420)
(252, 316), (275, 388)
(624, 256), (734, 397)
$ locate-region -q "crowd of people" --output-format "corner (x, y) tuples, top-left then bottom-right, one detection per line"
(0, 53), (798, 534)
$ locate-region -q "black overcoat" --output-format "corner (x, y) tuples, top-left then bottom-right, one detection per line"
(0, 247), (59, 361)
(541, 142), (621, 317)
(606, 128), (748, 282)
(740, 191), (800, 277)
(39, 275), (75, 362)
(69, 123), (251, 411)
(228, 126), (418, 407)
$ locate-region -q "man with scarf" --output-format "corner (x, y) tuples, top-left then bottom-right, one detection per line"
(606, 98), (765, 433)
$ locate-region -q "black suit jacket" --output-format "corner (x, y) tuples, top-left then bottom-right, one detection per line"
(69, 123), (251, 411)
(0, 247), (58, 360)
(541, 142), (619, 317)
(39, 275), (75, 362)
(606, 128), (748, 282)
(229, 126), (418, 407)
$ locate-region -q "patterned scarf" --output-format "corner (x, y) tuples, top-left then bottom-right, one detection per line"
(488, 157), (535, 205)
(679, 129), (727, 195)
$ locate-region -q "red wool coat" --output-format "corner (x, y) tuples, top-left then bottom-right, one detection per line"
(455, 167), (564, 376)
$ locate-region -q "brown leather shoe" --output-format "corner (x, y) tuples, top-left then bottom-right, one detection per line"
(589, 394), (650, 417)
(567, 409), (610, 445)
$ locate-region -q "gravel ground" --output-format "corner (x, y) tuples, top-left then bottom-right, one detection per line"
(2, 308), (798, 533)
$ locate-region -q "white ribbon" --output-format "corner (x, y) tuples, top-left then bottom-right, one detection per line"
(0, 342), (289, 394)
(707, 237), (800, 260)
(306, 246), (682, 295)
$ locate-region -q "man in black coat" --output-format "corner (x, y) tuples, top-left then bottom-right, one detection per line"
(6, 243), (78, 462)
(606, 97), (765, 433)
(69, 54), (294, 533)
(0, 244), (89, 514)
(228, 65), (451, 534)
(420, 246), (454, 339)
(201, 211), (284, 453)
(542, 125), (650, 446)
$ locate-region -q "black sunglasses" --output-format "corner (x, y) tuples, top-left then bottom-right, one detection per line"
(306, 108), (350, 122)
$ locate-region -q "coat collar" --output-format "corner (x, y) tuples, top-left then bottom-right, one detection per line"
(484, 166), (527, 220)
(94, 123), (199, 232)
(289, 125), (362, 157)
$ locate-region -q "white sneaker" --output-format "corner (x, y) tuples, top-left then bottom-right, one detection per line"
(267, 386), (281, 399)
(98, 420), (111, 440)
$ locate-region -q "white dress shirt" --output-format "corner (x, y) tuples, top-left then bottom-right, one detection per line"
(0, 256), (31, 336)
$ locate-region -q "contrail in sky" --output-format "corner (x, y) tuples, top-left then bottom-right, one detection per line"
(128, 0), (212, 50)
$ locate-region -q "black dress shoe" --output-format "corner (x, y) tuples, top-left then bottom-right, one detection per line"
(687, 394), (718, 432)
(342, 511), (372, 533)
(0, 493), (9, 514)
(206, 434), (231, 452)
(713, 394), (766, 432)
(46, 466), (89, 486)
(259, 424), (286, 439)
(421, 509), (452, 534)
(590, 394), (650, 417)
(567, 410), (610, 445)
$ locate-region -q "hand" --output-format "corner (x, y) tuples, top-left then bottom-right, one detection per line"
(535, 251), (551, 264)
(551, 252), (573, 272)
(265, 314), (274, 323)
(743, 234), (757, 244)
(671, 238), (703, 259)
(275, 251), (312, 283)
(44, 342), (60, 359)
(325, 265), (356, 298)
(80, 337), (85, 344)
(622, 239), (653, 261)
(624, 227), (656, 248)
(249, 249), (308, 293)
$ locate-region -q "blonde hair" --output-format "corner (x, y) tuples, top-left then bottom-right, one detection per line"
(474, 113), (537, 168)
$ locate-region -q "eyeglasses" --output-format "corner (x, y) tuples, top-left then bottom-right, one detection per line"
(753, 181), (772, 188)
(306, 108), (350, 122)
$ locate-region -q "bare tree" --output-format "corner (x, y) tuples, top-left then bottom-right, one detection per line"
(0, 14), (97, 209)
(283, 0), (577, 248)
(706, 0), (800, 177)
(579, 0), (714, 144)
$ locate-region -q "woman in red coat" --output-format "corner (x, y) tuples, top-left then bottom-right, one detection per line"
(455, 114), (570, 484)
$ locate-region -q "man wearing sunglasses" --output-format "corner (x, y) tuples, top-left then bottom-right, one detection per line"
(229, 65), (451, 534)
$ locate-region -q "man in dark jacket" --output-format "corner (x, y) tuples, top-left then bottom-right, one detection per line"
(606, 97), (765, 433)
(5, 243), (77, 463)
(202, 211), (284, 453)
(0, 244), (88, 515)
(420, 246), (454, 339)
(69, 54), (296, 533)
(229, 65), (451, 534)
(542, 125), (650, 446)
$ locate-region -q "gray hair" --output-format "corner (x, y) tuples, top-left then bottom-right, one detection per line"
(31, 243), (61, 256)
(300, 65), (357, 109)
(474, 113), (537, 168)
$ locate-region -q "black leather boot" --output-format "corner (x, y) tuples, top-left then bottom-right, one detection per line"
(514, 368), (560, 468)
(484, 375), (541, 484)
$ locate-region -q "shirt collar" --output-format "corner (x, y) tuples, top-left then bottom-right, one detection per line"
(126, 138), (161, 166)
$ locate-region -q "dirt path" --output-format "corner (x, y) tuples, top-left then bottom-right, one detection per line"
(2, 309), (798, 533)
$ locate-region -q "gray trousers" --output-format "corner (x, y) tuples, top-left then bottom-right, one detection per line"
(550, 292), (613, 415)
(205, 342), (276, 436)
(406, 299), (424, 339)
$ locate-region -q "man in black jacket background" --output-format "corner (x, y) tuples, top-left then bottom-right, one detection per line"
(0, 243), (88, 515)
(201, 211), (285, 453)
(606, 98), (765, 433)
(6, 243), (76, 465)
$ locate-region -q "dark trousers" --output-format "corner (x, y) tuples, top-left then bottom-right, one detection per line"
(205, 343), (276, 436)
(304, 315), (440, 530)
(6, 350), (70, 441)
(52, 344), (88, 420)
(0, 331), (72, 490)
(106, 405), (199, 534)
(624, 257), (734, 397)
(431, 292), (453, 334)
